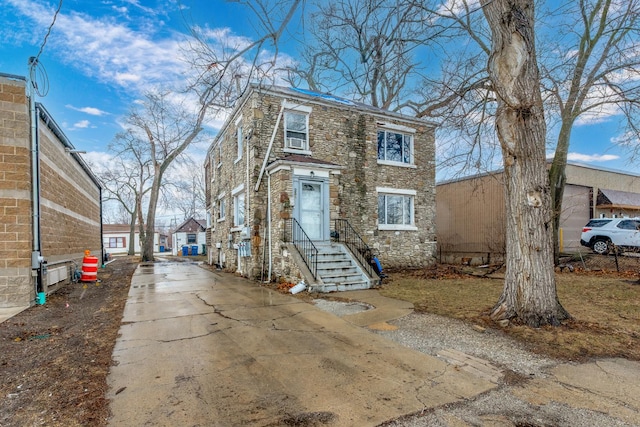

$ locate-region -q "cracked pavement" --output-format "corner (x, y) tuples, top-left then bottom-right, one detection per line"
(106, 262), (495, 426)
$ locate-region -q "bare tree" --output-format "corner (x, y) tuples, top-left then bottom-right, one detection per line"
(117, 0), (303, 262)
(162, 161), (206, 221)
(100, 130), (153, 255)
(286, 0), (427, 109)
(120, 91), (208, 261)
(542, 0), (640, 261)
(481, 0), (569, 326)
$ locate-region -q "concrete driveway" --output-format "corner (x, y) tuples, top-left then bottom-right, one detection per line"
(107, 262), (495, 426)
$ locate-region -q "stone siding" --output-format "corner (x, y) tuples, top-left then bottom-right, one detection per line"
(206, 87), (436, 284)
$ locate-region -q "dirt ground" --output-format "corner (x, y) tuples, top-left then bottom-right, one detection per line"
(0, 255), (637, 426)
(0, 257), (138, 427)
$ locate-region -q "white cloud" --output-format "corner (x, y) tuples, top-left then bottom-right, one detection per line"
(567, 152), (620, 162)
(66, 104), (109, 116)
(72, 119), (91, 129)
(6, 0), (187, 93)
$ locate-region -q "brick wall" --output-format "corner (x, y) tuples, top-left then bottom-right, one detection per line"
(0, 75), (33, 307)
(0, 74), (102, 308)
(38, 121), (102, 262)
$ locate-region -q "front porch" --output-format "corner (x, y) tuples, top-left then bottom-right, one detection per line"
(282, 218), (384, 292)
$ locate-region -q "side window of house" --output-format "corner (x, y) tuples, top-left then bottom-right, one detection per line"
(377, 129), (413, 165)
(377, 189), (416, 230)
(187, 233), (196, 244)
(284, 111), (308, 151)
(234, 192), (245, 227)
(108, 237), (126, 248)
(217, 195), (226, 221)
(236, 117), (243, 161)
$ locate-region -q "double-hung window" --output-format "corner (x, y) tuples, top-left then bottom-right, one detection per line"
(232, 184), (245, 229)
(217, 193), (226, 222)
(377, 126), (414, 166)
(377, 187), (417, 231)
(282, 102), (312, 153)
(236, 115), (243, 162)
(107, 237), (126, 248)
(284, 111), (308, 150)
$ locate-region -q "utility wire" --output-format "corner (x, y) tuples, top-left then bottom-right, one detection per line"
(33, 0), (63, 66)
(29, 0), (63, 97)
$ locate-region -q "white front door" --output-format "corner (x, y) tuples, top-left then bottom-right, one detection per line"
(298, 181), (324, 240)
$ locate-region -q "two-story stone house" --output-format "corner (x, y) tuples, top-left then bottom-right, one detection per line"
(204, 85), (436, 291)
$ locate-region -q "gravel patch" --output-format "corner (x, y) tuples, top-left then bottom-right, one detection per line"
(376, 312), (557, 377)
(313, 300), (637, 427)
(376, 313), (636, 427)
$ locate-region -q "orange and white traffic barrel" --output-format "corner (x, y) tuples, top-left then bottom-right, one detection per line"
(81, 250), (98, 282)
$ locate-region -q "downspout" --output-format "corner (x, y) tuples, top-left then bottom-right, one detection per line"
(100, 187), (104, 267)
(28, 61), (43, 301)
(267, 170), (272, 282)
(254, 101), (286, 192)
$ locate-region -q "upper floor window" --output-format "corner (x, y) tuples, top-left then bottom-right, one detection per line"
(236, 125), (243, 161)
(235, 115), (243, 162)
(377, 129), (414, 165)
(284, 111), (308, 151)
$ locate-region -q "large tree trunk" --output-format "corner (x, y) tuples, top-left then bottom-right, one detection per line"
(128, 209), (137, 256)
(141, 170), (162, 262)
(482, 0), (569, 327)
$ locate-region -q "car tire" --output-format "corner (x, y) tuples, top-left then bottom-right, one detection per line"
(592, 238), (611, 255)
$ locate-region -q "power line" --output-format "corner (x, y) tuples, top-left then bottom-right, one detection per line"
(33, 0), (64, 66)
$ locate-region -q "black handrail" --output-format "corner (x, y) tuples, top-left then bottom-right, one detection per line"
(283, 218), (318, 280)
(333, 219), (380, 281)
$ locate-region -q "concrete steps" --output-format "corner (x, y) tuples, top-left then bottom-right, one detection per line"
(311, 243), (373, 293)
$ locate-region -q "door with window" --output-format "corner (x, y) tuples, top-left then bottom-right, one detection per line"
(294, 178), (328, 241)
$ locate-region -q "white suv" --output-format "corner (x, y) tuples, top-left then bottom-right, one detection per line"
(580, 218), (640, 254)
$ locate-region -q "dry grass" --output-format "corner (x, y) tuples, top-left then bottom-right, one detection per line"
(379, 268), (640, 362)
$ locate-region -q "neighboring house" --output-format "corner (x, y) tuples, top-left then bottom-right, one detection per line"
(172, 218), (206, 256)
(204, 85), (436, 291)
(102, 224), (166, 255)
(436, 162), (640, 264)
(0, 73), (102, 312)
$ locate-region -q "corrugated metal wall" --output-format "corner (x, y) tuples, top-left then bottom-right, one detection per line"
(436, 174), (505, 263)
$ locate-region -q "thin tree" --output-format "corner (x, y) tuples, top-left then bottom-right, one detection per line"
(99, 130), (153, 256)
(122, 0), (303, 262)
(542, 0), (640, 261)
(121, 91), (208, 261)
(481, 0), (569, 326)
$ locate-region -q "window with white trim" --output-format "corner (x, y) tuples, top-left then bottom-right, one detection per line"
(107, 237), (126, 248)
(284, 111), (308, 150)
(216, 142), (222, 168)
(217, 195), (226, 221)
(236, 124), (243, 161)
(234, 192), (245, 227)
(377, 129), (413, 165)
(377, 189), (416, 230)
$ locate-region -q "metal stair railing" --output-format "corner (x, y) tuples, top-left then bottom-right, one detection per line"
(283, 218), (318, 280)
(333, 219), (380, 282)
